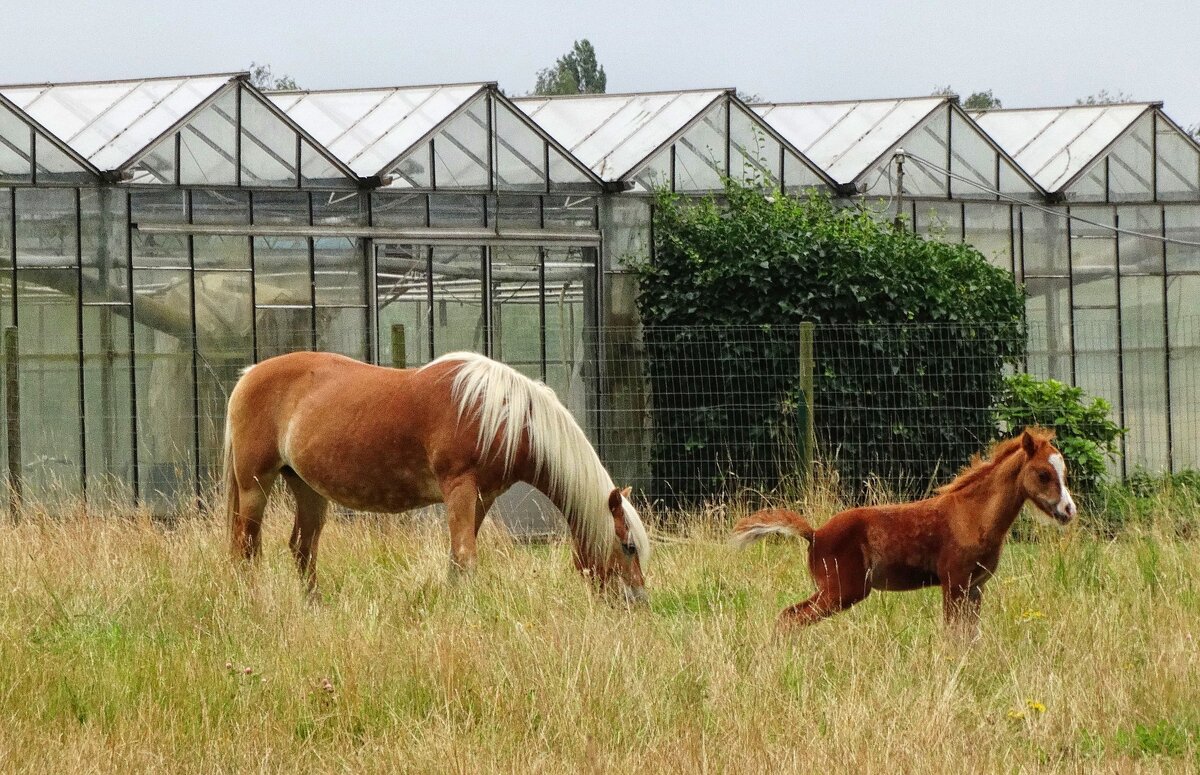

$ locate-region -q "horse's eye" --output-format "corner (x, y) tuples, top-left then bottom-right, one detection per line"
(621, 542), (638, 558)
(1038, 471), (1052, 484)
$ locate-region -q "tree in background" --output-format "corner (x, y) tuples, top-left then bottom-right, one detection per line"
(533, 40), (606, 95)
(248, 62), (299, 92)
(931, 86), (1002, 110)
(1076, 89), (1136, 105)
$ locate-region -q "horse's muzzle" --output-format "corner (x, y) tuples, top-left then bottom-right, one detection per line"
(621, 584), (650, 606)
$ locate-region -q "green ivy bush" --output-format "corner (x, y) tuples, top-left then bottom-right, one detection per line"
(631, 182), (1026, 504)
(992, 373), (1125, 493)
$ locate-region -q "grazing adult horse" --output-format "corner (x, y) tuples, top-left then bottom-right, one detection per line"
(223, 351), (650, 601)
(731, 428), (1076, 630)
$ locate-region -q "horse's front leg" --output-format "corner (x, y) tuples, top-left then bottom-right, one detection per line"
(941, 575), (984, 639)
(441, 474), (481, 575)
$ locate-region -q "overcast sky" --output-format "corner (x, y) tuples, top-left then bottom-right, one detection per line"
(5, 0), (1198, 127)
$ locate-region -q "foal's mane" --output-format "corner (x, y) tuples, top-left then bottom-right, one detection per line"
(425, 352), (650, 568)
(936, 428), (1055, 495)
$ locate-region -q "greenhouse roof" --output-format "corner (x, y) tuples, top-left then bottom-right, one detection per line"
(267, 83), (489, 178)
(513, 89), (731, 180)
(751, 97), (946, 185)
(0, 73), (238, 171)
(972, 103), (1155, 192)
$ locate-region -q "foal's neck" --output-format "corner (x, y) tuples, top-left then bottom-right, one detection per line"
(963, 451), (1028, 542)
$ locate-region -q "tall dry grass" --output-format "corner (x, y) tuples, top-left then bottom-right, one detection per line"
(0, 500), (1197, 773)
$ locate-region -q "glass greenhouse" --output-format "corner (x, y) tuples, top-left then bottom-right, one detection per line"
(0, 71), (1196, 514)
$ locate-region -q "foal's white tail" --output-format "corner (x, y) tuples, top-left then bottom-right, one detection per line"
(222, 406), (239, 550)
(730, 508), (815, 548)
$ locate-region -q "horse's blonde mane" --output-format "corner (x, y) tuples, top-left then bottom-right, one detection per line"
(936, 427), (1056, 495)
(425, 352), (650, 568)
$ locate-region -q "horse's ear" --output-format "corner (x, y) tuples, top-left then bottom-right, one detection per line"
(1021, 429), (1038, 457)
(607, 487), (623, 513)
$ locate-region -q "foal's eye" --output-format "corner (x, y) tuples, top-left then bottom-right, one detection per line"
(1038, 471), (1052, 484)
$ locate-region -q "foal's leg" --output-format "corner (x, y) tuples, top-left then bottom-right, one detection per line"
(284, 474), (329, 598)
(778, 555), (870, 628)
(232, 470), (278, 562)
(941, 573), (985, 638)
(441, 474), (482, 575)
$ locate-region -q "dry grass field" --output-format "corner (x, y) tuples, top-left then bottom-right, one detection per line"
(0, 502), (1197, 773)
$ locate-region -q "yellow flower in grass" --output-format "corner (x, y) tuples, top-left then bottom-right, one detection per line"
(1006, 708), (1026, 720)
(1026, 700), (1046, 714)
(1017, 609), (1046, 623)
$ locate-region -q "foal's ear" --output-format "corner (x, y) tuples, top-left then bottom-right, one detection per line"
(1021, 429), (1039, 457)
(608, 487), (623, 514)
(620, 486), (632, 499)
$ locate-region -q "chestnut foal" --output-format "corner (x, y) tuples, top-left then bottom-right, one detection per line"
(732, 429), (1076, 631)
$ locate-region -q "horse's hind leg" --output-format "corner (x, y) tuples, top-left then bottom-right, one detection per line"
(778, 556), (870, 629)
(232, 470), (277, 562)
(284, 474), (329, 598)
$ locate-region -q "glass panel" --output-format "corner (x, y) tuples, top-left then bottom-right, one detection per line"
(179, 88), (237, 186)
(543, 246), (595, 426)
(1020, 208), (1069, 276)
(387, 140), (432, 189)
(1166, 275), (1200, 470)
(16, 188), (77, 268)
(372, 192), (427, 227)
(17, 269), (82, 502)
(194, 189), (249, 224)
(133, 268), (194, 511)
(998, 161), (1038, 200)
(600, 196), (651, 272)
(544, 195), (596, 230)
(301, 139), (354, 188)
(782, 148), (825, 193)
(496, 194), (541, 229)
(431, 245), (483, 356)
(195, 269), (252, 484)
(495, 101), (545, 192)
(80, 188), (128, 302)
(256, 306), (314, 360)
(194, 235), (249, 271)
(82, 304), (134, 504)
(1117, 206), (1163, 275)
(1070, 207), (1117, 281)
(126, 136), (176, 185)
(547, 144), (597, 192)
(252, 190), (309, 226)
(33, 134), (92, 184)
(871, 108), (949, 198)
(316, 306), (367, 360)
(1120, 275), (1168, 472)
(312, 191), (363, 226)
(673, 103), (726, 192)
(432, 99), (489, 189)
(1107, 114), (1154, 203)
(130, 190), (187, 269)
(1164, 204), (1200, 273)
(1073, 308), (1122, 442)
(490, 246), (541, 379)
(240, 90), (298, 187)
(627, 148), (671, 193)
(315, 237), (364, 306)
(1155, 119), (1200, 201)
(1024, 277), (1072, 382)
(254, 236), (311, 306)
(0, 104), (31, 183)
(429, 193), (484, 228)
(914, 201), (962, 242)
(1067, 162), (1106, 202)
(194, 189), (250, 270)
(729, 104), (780, 187)
(950, 110), (996, 199)
(376, 243), (430, 368)
(963, 203), (1013, 272)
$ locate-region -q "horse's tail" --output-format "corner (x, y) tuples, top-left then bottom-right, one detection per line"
(223, 385), (240, 555)
(730, 508), (815, 548)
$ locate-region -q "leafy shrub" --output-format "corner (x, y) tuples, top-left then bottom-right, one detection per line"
(630, 182), (1026, 504)
(993, 373), (1124, 493)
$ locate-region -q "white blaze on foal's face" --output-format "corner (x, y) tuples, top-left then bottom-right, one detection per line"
(1047, 453), (1077, 523)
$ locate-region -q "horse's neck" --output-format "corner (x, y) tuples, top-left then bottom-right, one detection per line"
(967, 451), (1028, 541)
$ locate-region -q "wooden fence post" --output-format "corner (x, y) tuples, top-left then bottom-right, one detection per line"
(799, 322), (815, 482)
